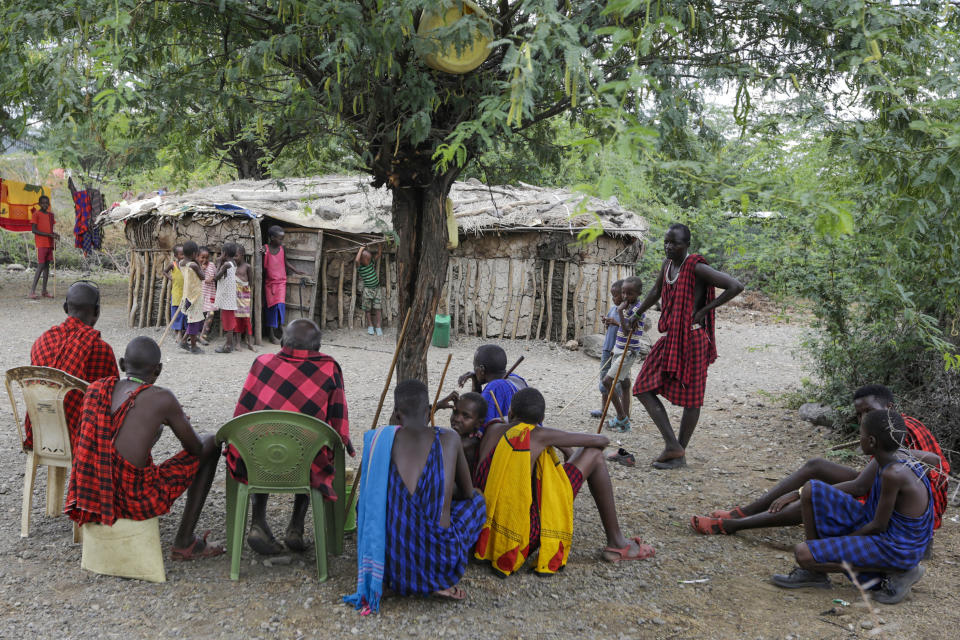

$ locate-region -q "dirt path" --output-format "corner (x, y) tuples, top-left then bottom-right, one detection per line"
(0, 270), (956, 639)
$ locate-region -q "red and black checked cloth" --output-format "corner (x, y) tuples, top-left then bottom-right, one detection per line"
(634, 254), (717, 409)
(24, 317), (118, 449)
(65, 378), (199, 526)
(903, 415), (950, 530)
(226, 347), (354, 501)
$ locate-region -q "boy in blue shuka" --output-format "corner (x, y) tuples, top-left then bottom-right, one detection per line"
(772, 409), (936, 604)
(345, 380), (485, 614)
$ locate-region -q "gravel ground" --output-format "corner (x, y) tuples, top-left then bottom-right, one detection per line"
(0, 269), (956, 639)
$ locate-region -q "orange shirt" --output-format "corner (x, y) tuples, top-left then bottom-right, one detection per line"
(31, 209), (55, 248)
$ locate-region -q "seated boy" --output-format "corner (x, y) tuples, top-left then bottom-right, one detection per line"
(345, 380), (486, 613)
(473, 387), (654, 577)
(771, 409), (936, 604)
(437, 390), (488, 475)
(458, 344), (526, 431)
(64, 337), (224, 559)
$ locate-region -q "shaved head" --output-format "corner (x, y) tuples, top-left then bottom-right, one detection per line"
(64, 282), (101, 326)
(283, 319), (322, 351)
(124, 337), (162, 371)
(474, 344), (507, 374)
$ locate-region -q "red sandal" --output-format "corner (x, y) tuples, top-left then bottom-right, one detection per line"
(602, 537), (655, 563)
(709, 506), (746, 519)
(690, 515), (729, 535)
(171, 531), (226, 561)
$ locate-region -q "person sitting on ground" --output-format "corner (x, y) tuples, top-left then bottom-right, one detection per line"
(458, 344), (527, 432)
(354, 243), (384, 336)
(691, 384), (950, 535)
(178, 241), (206, 354)
(64, 337), (224, 560)
(226, 319), (354, 554)
(162, 244), (186, 345)
(591, 279), (625, 419)
(213, 242), (239, 354)
(436, 390), (489, 475)
(771, 409), (936, 604)
(473, 387), (654, 576)
(344, 380), (486, 613)
(603, 276), (645, 433)
(23, 281), (119, 450)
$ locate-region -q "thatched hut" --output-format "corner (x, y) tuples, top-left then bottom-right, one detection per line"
(97, 175), (648, 344)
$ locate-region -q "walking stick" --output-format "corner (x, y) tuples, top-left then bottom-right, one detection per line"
(344, 307), (412, 521)
(158, 305), (184, 347)
(51, 246), (56, 299)
(506, 355), (524, 377)
(486, 356), (524, 421)
(558, 353), (614, 416)
(429, 353), (453, 426)
(596, 327), (636, 434)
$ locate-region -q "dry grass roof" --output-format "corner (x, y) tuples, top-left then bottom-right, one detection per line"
(97, 175), (649, 240)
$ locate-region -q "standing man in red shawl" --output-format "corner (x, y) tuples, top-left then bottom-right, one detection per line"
(225, 318), (354, 554)
(631, 223), (743, 469)
(24, 281), (119, 450)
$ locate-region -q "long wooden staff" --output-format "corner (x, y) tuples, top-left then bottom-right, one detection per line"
(158, 305), (184, 347)
(51, 247), (56, 299)
(487, 356), (525, 421)
(429, 353), (453, 426)
(506, 355), (524, 378)
(596, 327), (636, 434)
(558, 353), (614, 416)
(830, 439), (860, 451)
(344, 307), (412, 520)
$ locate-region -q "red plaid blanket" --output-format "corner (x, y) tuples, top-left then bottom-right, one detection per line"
(634, 254), (717, 408)
(903, 415), (950, 530)
(24, 317), (118, 449)
(65, 378), (199, 526)
(227, 347), (353, 501)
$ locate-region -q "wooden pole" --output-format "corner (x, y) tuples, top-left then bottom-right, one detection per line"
(348, 260), (357, 329)
(560, 261), (570, 342)
(252, 221), (264, 346)
(337, 259), (345, 328)
(544, 259), (555, 340)
(158, 305), (184, 347)
(344, 307), (412, 520)
(51, 247), (56, 300)
(511, 261), (528, 340)
(500, 259), (514, 339)
(429, 353), (453, 426)
(126, 249), (135, 321)
(830, 439), (861, 451)
(596, 328), (635, 434)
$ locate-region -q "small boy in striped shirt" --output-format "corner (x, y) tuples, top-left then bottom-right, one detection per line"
(603, 276), (645, 432)
(355, 243), (383, 336)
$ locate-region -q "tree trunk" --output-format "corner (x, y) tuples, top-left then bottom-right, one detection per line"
(391, 173), (457, 381)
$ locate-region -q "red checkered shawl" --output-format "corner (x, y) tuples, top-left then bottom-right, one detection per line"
(903, 415), (950, 530)
(230, 347), (354, 499)
(654, 254), (717, 385)
(24, 317), (118, 449)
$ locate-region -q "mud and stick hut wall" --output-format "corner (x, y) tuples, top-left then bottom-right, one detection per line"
(122, 214), (263, 342)
(317, 233), (400, 331)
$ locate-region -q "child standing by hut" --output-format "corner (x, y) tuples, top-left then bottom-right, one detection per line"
(355, 243), (383, 336)
(162, 244), (186, 345)
(234, 246), (254, 351)
(199, 246), (217, 345)
(262, 225), (304, 344)
(214, 243), (239, 353)
(179, 241), (206, 354)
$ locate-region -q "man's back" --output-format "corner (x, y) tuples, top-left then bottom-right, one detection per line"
(392, 426), (460, 527)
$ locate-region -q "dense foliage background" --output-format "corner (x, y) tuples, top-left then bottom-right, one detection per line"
(1, 1), (957, 458)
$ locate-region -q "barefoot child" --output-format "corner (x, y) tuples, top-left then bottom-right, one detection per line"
(234, 246), (254, 350)
(179, 241), (206, 354)
(473, 387), (654, 576)
(198, 246), (217, 344)
(213, 243), (239, 353)
(602, 277), (644, 432)
(29, 195), (58, 299)
(591, 279), (625, 419)
(65, 337), (224, 560)
(458, 344), (527, 432)
(771, 409), (936, 604)
(345, 380), (486, 612)
(162, 244), (186, 344)
(355, 243), (383, 336)
(262, 225), (305, 344)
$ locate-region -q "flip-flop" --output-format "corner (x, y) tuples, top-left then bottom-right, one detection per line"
(652, 456), (686, 470)
(42, 292), (54, 298)
(709, 506), (746, 519)
(215, 345), (233, 354)
(432, 585), (467, 600)
(27, 293), (39, 300)
(602, 537), (656, 563)
(605, 448), (636, 467)
(248, 523), (284, 555)
(171, 531), (226, 561)
(690, 515), (729, 535)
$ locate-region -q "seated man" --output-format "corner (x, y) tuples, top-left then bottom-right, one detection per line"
(473, 387), (654, 576)
(24, 281), (119, 449)
(226, 319), (354, 555)
(64, 337), (223, 559)
(344, 380), (485, 613)
(691, 384), (949, 535)
(458, 344), (526, 431)
(772, 410), (936, 605)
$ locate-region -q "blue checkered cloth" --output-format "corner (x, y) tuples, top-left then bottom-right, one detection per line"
(807, 459), (933, 571)
(481, 374), (526, 429)
(384, 429), (486, 596)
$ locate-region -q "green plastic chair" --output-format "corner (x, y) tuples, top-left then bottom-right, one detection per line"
(215, 410), (346, 581)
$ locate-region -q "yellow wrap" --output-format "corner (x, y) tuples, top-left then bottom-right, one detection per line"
(474, 422), (574, 576)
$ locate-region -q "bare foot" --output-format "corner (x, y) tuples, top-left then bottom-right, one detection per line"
(654, 447), (685, 463)
(433, 585), (466, 600)
(652, 456), (686, 470)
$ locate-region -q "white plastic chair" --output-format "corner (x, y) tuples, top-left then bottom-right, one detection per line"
(5, 366), (87, 540)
